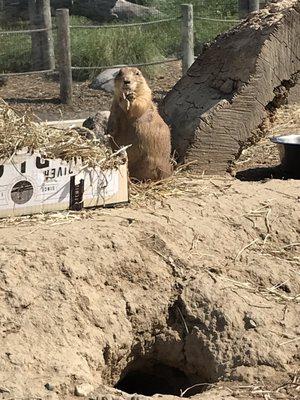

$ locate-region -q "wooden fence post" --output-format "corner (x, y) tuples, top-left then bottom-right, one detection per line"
(238, 0), (249, 19)
(248, 0), (260, 13)
(181, 4), (194, 75)
(56, 8), (73, 105)
(239, 0), (259, 18)
(28, 0), (55, 70)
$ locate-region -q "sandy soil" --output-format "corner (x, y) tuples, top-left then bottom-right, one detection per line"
(0, 173), (299, 400)
(0, 176), (300, 399)
(0, 68), (299, 400)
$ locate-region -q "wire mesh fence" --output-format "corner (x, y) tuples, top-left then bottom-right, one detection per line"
(0, 0), (267, 101)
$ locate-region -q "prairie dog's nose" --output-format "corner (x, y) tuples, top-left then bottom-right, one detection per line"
(124, 80), (130, 85)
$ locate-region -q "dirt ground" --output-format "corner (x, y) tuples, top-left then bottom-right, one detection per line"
(0, 174), (299, 400)
(0, 67), (299, 400)
(0, 62), (182, 122)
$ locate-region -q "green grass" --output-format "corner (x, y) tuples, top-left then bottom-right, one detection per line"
(70, 16), (181, 80)
(0, 0), (238, 80)
(0, 31), (31, 73)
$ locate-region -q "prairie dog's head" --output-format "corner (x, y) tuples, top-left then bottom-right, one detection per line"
(114, 67), (151, 97)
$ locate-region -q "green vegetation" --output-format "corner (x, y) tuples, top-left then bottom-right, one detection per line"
(0, 1), (238, 79)
(70, 16), (181, 79)
(0, 32), (31, 73)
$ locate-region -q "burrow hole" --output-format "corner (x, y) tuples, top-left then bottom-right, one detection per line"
(114, 360), (210, 397)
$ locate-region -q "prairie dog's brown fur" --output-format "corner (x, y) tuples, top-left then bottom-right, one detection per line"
(107, 67), (173, 181)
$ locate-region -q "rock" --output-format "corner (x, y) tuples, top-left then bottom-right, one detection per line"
(2, 0), (163, 23)
(82, 111), (111, 143)
(0, 76), (8, 87)
(243, 313), (257, 330)
(89, 68), (120, 93)
(112, 0), (162, 20)
(44, 383), (54, 391)
(0, 387), (10, 393)
(75, 383), (94, 397)
(70, 0), (162, 22)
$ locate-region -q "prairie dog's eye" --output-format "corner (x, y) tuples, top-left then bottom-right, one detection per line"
(136, 71), (140, 76)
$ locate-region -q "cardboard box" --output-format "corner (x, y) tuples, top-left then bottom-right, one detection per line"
(0, 148), (129, 218)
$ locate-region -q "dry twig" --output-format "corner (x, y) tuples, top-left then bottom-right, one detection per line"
(234, 238), (260, 262)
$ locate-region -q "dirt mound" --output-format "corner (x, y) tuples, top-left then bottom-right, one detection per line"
(0, 174), (299, 399)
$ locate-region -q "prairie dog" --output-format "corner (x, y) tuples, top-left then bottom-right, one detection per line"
(107, 67), (173, 181)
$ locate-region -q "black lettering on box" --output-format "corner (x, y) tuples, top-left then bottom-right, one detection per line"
(36, 157), (50, 169)
(69, 176), (84, 211)
(21, 161), (26, 174)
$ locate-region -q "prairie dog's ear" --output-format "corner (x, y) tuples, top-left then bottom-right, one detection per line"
(116, 69), (123, 79)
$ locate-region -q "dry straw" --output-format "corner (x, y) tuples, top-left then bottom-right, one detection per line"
(0, 101), (202, 223)
(0, 100), (126, 169)
(270, 105), (300, 135)
(129, 162), (201, 205)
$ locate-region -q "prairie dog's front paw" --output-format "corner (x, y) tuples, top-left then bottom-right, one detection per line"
(125, 91), (135, 102)
(120, 92), (130, 111)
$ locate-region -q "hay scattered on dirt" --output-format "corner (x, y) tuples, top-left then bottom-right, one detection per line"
(0, 165), (205, 226)
(129, 164), (202, 205)
(220, 375), (300, 399)
(0, 100), (125, 169)
(0, 101), (205, 221)
(270, 105), (300, 135)
(0, 209), (96, 228)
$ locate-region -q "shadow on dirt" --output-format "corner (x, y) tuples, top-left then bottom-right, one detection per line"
(235, 165), (299, 181)
(114, 362), (209, 397)
(3, 97), (60, 105)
